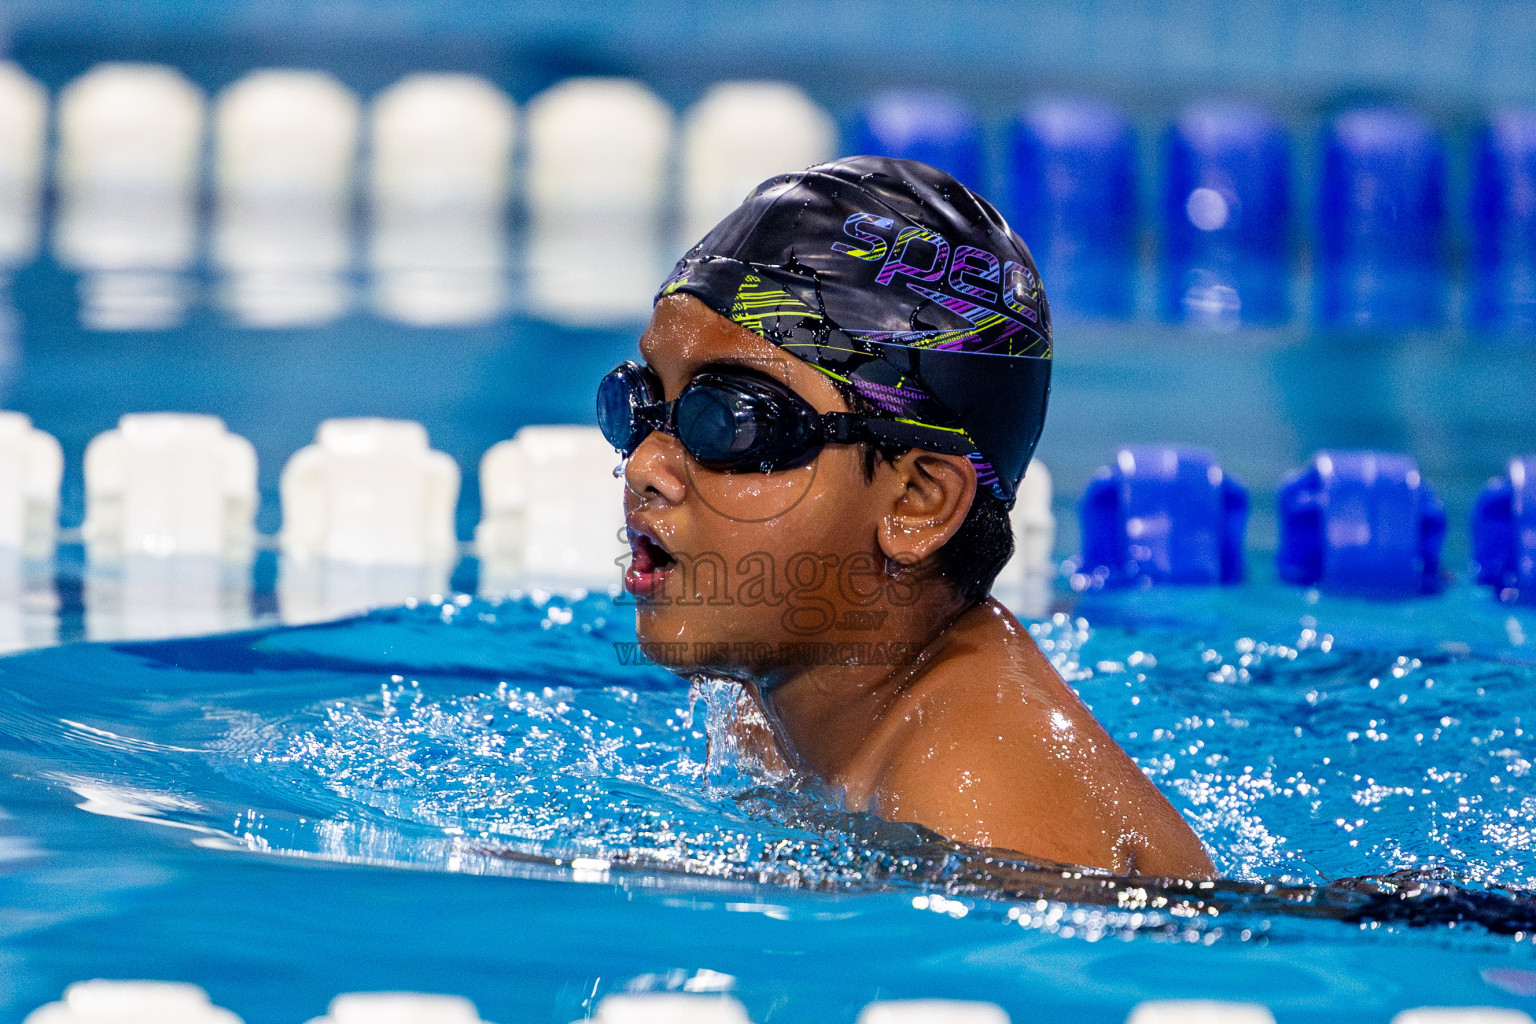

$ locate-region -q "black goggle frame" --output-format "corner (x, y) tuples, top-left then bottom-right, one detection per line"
(597, 360), (975, 474)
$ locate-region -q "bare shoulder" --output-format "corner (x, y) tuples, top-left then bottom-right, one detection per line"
(859, 601), (1215, 879)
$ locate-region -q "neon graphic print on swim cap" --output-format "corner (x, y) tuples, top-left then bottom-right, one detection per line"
(658, 155), (1052, 505)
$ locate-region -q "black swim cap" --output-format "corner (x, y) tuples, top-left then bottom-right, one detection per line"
(658, 155), (1052, 505)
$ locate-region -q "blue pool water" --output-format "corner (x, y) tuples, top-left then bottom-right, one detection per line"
(2, 576), (1536, 1022)
(2, 46), (1536, 1020)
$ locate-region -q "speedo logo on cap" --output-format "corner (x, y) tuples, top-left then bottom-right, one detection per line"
(830, 213), (1044, 336)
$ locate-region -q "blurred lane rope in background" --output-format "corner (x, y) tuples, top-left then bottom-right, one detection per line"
(0, 60), (1532, 332)
(0, 0), (1532, 638)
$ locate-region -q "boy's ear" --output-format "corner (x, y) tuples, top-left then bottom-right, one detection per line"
(876, 450), (978, 567)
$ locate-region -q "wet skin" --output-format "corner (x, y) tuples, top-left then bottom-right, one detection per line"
(623, 294), (1214, 879)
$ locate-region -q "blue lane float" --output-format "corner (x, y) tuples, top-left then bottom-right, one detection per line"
(1278, 451), (1446, 597)
(1008, 96), (1137, 320)
(1160, 100), (1291, 328)
(850, 89), (983, 189)
(1470, 108), (1536, 335)
(1077, 445), (1248, 588)
(1472, 456), (1536, 603)
(1317, 106), (1447, 330)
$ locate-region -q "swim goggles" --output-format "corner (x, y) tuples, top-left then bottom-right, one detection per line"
(596, 360), (976, 473)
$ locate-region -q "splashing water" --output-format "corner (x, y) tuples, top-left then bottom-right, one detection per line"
(4, 587), (1536, 942)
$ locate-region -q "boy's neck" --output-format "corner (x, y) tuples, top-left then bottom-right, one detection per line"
(752, 591), (980, 782)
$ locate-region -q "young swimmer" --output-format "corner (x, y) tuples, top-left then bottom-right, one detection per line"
(599, 156), (1214, 879)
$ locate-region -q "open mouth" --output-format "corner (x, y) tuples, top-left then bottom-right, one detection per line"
(625, 529), (676, 597)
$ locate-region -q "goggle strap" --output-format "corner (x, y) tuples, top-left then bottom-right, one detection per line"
(822, 413), (976, 457)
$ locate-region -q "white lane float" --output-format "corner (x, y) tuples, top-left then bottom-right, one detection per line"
(307, 991), (489, 1024)
(23, 980), (242, 1024)
(0, 62), (47, 269)
(587, 992), (753, 1024)
(1126, 1000), (1276, 1024)
(213, 70), (361, 327)
(524, 77), (673, 326)
(857, 1000), (1011, 1024)
(477, 424), (627, 595)
(369, 73), (515, 327)
(992, 459), (1056, 619)
(0, 411), (62, 652)
(81, 413), (257, 641)
(279, 417), (460, 623)
(679, 81), (834, 243)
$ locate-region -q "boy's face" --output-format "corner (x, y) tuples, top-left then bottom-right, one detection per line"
(622, 295), (921, 680)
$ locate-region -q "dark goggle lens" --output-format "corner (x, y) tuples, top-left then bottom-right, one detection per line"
(597, 363), (823, 471)
(596, 362), (657, 455)
(674, 387), (762, 466)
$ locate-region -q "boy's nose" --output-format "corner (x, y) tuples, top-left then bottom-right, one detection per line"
(623, 429), (688, 505)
